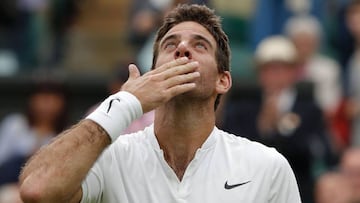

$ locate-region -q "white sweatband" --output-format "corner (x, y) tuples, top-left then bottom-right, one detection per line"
(86, 91), (143, 142)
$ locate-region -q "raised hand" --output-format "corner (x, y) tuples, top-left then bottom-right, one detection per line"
(121, 57), (200, 113)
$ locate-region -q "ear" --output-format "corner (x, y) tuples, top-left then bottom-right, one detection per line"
(216, 71), (232, 94)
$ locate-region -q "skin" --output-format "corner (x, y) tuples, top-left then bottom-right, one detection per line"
(347, 3), (360, 44)
(29, 92), (65, 137)
(315, 172), (354, 203)
(152, 21), (231, 179)
(340, 148), (360, 202)
(19, 21), (231, 203)
(290, 33), (318, 63)
(257, 61), (297, 96)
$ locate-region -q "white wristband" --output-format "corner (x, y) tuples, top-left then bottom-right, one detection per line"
(86, 91), (143, 142)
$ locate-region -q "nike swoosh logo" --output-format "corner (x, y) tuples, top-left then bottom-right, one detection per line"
(107, 98), (121, 113)
(224, 181), (251, 189)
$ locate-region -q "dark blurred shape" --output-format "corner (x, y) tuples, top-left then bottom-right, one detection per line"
(48, 0), (80, 67)
(0, 0), (18, 28)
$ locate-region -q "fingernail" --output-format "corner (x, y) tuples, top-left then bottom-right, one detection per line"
(193, 72), (200, 77)
(178, 57), (188, 62)
(189, 61), (199, 66)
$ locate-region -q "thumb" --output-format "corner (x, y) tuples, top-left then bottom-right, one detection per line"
(128, 64), (141, 80)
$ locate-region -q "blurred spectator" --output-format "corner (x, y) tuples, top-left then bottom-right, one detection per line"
(344, 0), (360, 146)
(340, 147), (360, 202)
(284, 15), (348, 151)
(7, 0), (49, 70)
(0, 79), (67, 185)
(0, 0), (80, 72)
(251, 0), (328, 49)
(285, 15), (343, 117)
(315, 171), (355, 203)
(222, 36), (335, 203)
(0, 1), (20, 75)
(128, 0), (166, 51)
(47, 0), (80, 67)
(331, 0), (357, 89)
(210, 0), (256, 82)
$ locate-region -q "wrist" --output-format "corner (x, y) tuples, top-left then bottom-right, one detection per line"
(86, 91), (143, 142)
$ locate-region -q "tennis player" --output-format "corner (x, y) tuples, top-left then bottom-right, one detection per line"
(19, 4), (301, 203)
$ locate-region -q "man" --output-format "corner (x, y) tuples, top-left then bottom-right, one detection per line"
(222, 36), (334, 202)
(19, 4), (301, 203)
(284, 15), (347, 152)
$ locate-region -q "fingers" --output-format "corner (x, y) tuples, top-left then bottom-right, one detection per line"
(161, 61), (199, 80)
(147, 57), (199, 83)
(165, 83), (197, 98)
(128, 64), (141, 80)
(121, 58), (201, 112)
(150, 57), (189, 75)
(149, 58), (200, 94)
(164, 71), (200, 88)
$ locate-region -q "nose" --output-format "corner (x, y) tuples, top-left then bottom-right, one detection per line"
(174, 42), (192, 59)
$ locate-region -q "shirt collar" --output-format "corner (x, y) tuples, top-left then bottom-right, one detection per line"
(146, 124), (218, 152)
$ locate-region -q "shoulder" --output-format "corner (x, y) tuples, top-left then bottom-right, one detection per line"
(0, 113), (27, 128)
(312, 55), (340, 68)
(216, 128), (286, 165)
(0, 113), (29, 137)
(309, 55), (341, 76)
(216, 129), (296, 189)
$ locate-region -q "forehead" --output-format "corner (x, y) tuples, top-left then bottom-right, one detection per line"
(161, 21), (216, 44)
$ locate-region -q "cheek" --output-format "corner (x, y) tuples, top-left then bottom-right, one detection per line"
(259, 71), (278, 84)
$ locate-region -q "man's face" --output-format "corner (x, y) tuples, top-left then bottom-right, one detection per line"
(30, 92), (65, 122)
(155, 21), (223, 99)
(291, 33), (318, 60)
(258, 62), (297, 95)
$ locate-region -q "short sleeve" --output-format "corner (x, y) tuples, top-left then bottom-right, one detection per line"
(268, 151), (302, 203)
(80, 157), (105, 203)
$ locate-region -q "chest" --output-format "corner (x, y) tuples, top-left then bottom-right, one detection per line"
(102, 148), (271, 203)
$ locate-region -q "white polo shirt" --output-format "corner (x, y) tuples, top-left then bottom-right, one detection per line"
(81, 125), (301, 203)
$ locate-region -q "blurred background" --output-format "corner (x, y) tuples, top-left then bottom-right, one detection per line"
(1, 0), (360, 203)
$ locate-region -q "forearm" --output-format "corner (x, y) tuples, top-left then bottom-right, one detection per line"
(19, 119), (111, 202)
(18, 57), (200, 202)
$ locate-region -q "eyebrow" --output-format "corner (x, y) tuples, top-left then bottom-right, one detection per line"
(160, 33), (214, 49)
(160, 34), (179, 48)
(193, 35), (214, 49)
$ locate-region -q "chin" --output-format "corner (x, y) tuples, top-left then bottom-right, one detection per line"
(175, 87), (214, 103)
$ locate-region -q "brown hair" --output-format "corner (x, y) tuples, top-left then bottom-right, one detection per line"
(151, 4), (231, 109)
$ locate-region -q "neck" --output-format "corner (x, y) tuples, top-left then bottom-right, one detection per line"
(154, 98), (215, 180)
